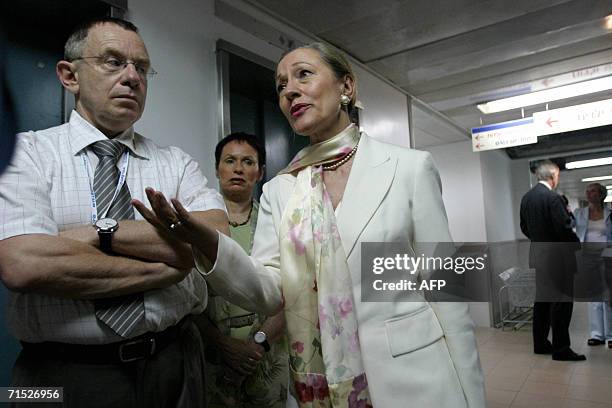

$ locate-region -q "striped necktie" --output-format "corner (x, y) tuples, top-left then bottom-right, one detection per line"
(91, 139), (145, 338)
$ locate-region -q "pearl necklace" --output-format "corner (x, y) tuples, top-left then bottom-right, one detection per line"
(322, 143), (359, 171)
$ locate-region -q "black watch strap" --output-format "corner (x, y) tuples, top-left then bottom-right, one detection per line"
(254, 331), (271, 352)
(259, 339), (270, 352)
(98, 232), (113, 253)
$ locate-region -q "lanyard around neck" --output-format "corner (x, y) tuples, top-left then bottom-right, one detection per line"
(81, 150), (130, 224)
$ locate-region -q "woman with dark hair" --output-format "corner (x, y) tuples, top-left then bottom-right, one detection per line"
(196, 132), (289, 407)
(575, 183), (612, 347)
(135, 43), (484, 407)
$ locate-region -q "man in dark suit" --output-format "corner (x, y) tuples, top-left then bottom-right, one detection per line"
(520, 160), (584, 361)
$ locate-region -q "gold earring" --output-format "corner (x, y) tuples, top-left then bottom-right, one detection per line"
(340, 94), (350, 106)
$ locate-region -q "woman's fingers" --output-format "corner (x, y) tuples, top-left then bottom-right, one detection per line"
(132, 199), (166, 230)
(246, 349), (263, 360)
(145, 188), (166, 217)
(171, 198), (191, 224)
(235, 365), (251, 376)
(226, 358), (250, 376)
(241, 363), (255, 374)
(132, 198), (152, 220)
(239, 355), (259, 373)
(137, 188), (197, 245)
(145, 188), (182, 227)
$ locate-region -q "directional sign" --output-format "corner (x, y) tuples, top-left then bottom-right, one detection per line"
(432, 62), (612, 112)
(533, 98), (612, 136)
(472, 118), (536, 152)
(533, 63), (612, 92)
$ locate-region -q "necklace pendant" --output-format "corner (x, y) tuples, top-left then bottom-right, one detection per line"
(228, 202), (254, 227)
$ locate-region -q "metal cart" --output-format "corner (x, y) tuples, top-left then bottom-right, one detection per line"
(497, 266), (536, 330)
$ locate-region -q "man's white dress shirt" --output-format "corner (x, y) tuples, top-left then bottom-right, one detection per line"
(0, 111), (225, 344)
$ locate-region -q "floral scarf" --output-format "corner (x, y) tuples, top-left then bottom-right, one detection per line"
(278, 124), (373, 407)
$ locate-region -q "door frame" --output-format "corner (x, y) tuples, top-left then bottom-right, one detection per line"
(215, 39), (276, 141)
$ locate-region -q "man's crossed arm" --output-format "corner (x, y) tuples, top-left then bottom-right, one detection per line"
(0, 209), (228, 299)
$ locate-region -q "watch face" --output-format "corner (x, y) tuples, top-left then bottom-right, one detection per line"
(254, 331), (266, 343)
(95, 218), (118, 231)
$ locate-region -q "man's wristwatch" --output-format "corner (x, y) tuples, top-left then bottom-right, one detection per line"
(253, 331), (270, 352)
(94, 218), (119, 253)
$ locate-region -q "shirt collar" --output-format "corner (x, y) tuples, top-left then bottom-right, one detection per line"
(538, 180), (552, 190)
(68, 110), (148, 159)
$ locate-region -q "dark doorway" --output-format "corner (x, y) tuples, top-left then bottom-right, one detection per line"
(2, 0), (117, 132)
(219, 45), (309, 198)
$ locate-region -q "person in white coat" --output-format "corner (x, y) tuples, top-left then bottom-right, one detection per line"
(134, 42), (485, 407)
(574, 183), (612, 347)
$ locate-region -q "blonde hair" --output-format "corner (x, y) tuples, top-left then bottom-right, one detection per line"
(280, 42), (358, 116)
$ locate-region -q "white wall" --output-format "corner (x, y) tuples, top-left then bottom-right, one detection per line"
(511, 158), (532, 239)
(424, 141), (533, 245)
(354, 65), (410, 147)
(480, 149), (518, 242)
(128, 0), (411, 184)
(424, 140), (488, 242)
(128, 0), (282, 184)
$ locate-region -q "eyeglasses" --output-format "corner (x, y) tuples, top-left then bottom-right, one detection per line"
(71, 55), (157, 79)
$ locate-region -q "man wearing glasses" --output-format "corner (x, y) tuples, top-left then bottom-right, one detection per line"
(0, 17), (228, 407)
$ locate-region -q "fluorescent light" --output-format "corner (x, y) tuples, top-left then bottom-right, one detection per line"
(566, 157), (612, 169)
(582, 175), (612, 182)
(606, 185), (612, 189)
(477, 76), (612, 114)
(606, 196), (612, 202)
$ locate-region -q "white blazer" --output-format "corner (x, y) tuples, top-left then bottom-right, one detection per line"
(202, 134), (485, 407)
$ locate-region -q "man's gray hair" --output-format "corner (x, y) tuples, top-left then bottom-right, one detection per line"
(64, 17), (139, 61)
(534, 160), (559, 181)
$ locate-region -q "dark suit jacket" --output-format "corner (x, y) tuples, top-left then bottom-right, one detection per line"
(520, 183), (578, 243)
(520, 182), (580, 300)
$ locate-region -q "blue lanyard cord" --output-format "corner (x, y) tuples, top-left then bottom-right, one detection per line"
(81, 150), (130, 224)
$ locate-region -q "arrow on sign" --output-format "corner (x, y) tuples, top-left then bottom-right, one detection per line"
(546, 118), (558, 127)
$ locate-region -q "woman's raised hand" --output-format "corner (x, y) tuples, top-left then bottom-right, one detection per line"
(133, 187), (229, 267)
(132, 187), (203, 245)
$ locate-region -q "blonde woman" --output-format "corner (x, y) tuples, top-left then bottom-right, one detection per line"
(135, 43), (485, 407)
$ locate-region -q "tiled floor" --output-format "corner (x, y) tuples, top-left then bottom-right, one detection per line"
(479, 302), (612, 408)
